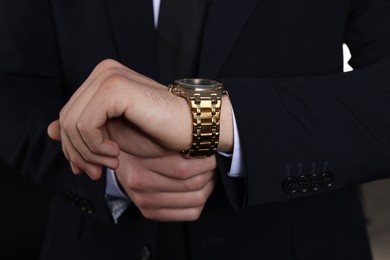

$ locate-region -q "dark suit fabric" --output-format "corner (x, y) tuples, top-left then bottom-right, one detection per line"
(1, 0), (390, 259)
(0, 162), (50, 259)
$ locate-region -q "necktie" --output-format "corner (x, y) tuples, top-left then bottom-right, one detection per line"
(157, 0), (208, 84)
(156, 1), (208, 259)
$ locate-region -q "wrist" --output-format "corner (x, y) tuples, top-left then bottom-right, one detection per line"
(169, 78), (232, 157)
(218, 95), (233, 153)
(176, 95), (193, 152)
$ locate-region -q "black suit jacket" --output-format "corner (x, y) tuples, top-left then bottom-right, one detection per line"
(1, 0), (390, 259)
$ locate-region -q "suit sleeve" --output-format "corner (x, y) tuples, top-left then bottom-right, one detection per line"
(219, 0), (390, 209)
(0, 0), (113, 226)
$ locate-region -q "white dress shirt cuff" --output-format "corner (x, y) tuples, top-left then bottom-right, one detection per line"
(218, 107), (245, 177)
(105, 169), (131, 223)
(106, 168), (128, 199)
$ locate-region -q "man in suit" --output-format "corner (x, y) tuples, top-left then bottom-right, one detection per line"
(1, 0), (390, 259)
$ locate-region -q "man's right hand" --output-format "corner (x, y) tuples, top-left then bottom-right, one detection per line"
(115, 152), (217, 222)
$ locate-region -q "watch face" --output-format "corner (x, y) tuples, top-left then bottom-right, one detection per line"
(175, 78), (224, 91)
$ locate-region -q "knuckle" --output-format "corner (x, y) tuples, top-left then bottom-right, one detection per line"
(94, 61), (126, 87)
(186, 208), (203, 221)
(102, 68), (125, 83)
(184, 175), (207, 191)
(141, 209), (159, 221)
(75, 120), (87, 133)
(60, 117), (73, 132)
(135, 196), (154, 210)
(126, 174), (144, 191)
(100, 73), (127, 94)
(173, 161), (192, 179)
(195, 173), (210, 188)
(96, 59), (121, 71)
(135, 197), (149, 209)
(191, 191), (208, 207)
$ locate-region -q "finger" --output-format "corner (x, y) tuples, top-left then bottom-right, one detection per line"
(118, 154), (216, 193)
(132, 177), (216, 209)
(60, 85), (121, 168)
(140, 206), (205, 222)
(142, 154), (217, 179)
(60, 126), (111, 179)
(60, 143), (82, 174)
(74, 78), (131, 157)
(59, 61), (129, 156)
(61, 115), (119, 169)
(69, 162), (82, 175)
(59, 81), (108, 166)
(79, 75), (185, 153)
(60, 60), (145, 167)
(47, 120), (61, 141)
(60, 61), (167, 170)
(62, 137), (102, 179)
(128, 167), (215, 193)
(61, 138), (94, 177)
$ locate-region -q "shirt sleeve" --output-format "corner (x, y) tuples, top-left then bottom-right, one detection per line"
(105, 168), (131, 223)
(217, 106), (245, 177)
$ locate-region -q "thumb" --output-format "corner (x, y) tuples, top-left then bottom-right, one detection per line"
(47, 120), (62, 141)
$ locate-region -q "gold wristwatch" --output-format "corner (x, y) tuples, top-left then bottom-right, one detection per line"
(168, 78), (226, 158)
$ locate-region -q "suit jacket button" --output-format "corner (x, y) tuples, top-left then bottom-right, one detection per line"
(320, 171), (335, 187)
(283, 176), (299, 194)
(64, 191), (79, 206)
(64, 191), (74, 201)
(86, 203), (95, 214)
(85, 201), (95, 214)
(297, 175), (311, 193)
(309, 173), (321, 191)
(139, 245), (151, 260)
(72, 195), (80, 206)
(79, 199), (95, 214)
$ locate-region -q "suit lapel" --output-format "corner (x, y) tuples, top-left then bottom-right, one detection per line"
(199, 0), (258, 78)
(104, 0), (158, 79)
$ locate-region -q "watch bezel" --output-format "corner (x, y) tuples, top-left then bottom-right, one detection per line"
(174, 78), (225, 92)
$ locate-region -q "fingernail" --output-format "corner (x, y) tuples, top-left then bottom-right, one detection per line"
(70, 162), (77, 174)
